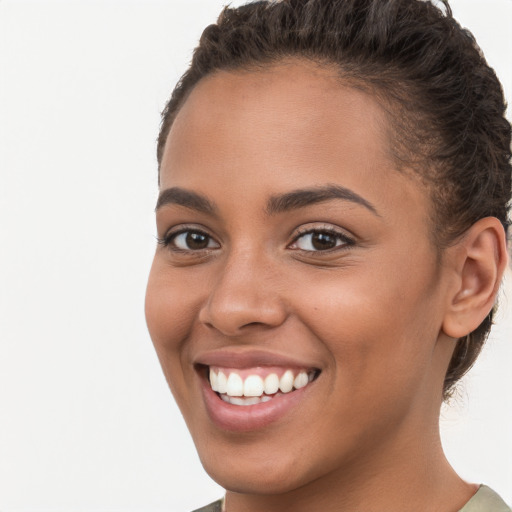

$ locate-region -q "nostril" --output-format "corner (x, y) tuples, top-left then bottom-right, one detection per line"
(200, 317), (282, 337)
(198, 281), (288, 336)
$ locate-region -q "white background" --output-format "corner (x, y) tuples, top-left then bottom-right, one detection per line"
(0, 1), (510, 510)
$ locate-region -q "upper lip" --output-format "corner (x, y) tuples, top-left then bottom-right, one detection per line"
(193, 348), (321, 370)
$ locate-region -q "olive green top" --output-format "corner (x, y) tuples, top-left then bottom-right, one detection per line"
(460, 485), (511, 512)
(192, 485), (511, 512)
(192, 499), (223, 512)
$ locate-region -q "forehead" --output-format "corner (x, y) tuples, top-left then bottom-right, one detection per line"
(179, 59), (384, 131)
(162, 59), (393, 181)
(160, 59), (429, 227)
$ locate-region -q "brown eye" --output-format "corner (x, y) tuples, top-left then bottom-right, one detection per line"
(168, 230), (220, 251)
(185, 232), (209, 249)
(291, 229), (353, 252)
(310, 232), (337, 250)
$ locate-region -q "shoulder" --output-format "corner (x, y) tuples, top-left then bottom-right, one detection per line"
(459, 485), (511, 512)
(191, 498), (223, 512)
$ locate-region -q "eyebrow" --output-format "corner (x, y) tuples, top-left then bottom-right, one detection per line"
(266, 184), (379, 216)
(155, 187), (217, 215)
(155, 184), (379, 217)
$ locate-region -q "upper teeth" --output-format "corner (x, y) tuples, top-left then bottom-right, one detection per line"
(209, 367), (313, 397)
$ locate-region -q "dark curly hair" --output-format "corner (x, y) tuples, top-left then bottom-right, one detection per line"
(157, 0), (511, 399)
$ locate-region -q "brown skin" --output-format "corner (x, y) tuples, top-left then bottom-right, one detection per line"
(146, 60), (507, 512)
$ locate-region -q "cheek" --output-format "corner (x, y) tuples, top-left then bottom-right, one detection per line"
(144, 258), (202, 401)
(145, 257), (203, 347)
(293, 261), (441, 397)
(282, 270), (441, 469)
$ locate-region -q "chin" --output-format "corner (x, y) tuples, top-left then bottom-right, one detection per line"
(201, 457), (309, 495)
(195, 433), (340, 497)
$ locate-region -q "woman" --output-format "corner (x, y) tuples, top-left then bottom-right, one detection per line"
(145, 0), (511, 510)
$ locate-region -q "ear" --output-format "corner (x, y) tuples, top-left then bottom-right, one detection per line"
(442, 217), (509, 339)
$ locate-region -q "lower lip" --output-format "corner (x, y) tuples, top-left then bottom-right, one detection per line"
(200, 372), (312, 432)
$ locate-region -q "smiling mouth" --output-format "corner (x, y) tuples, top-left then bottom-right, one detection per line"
(206, 366), (320, 406)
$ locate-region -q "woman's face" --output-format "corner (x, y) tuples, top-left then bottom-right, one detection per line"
(146, 61), (455, 495)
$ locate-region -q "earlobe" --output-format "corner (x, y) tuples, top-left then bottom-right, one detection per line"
(442, 217), (509, 339)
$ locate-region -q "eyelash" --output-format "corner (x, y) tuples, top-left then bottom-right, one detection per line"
(289, 226), (355, 253)
(157, 226), (218, 252)
(157, 225), (355, 254)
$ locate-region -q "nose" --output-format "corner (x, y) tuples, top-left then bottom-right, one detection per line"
(198, 251), (288, 337)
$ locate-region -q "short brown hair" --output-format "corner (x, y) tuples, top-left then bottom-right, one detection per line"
(157, 0), (511, 399)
